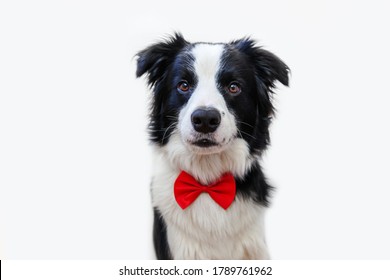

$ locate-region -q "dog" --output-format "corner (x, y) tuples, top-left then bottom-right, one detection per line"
(136, 33), (289, 259)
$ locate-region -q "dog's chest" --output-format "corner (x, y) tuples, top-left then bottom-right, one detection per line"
(151, 158), (265, 259)
(152, 161), (261, 241)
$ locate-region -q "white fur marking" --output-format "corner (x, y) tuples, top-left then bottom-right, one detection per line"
(178, 44), (237, 155)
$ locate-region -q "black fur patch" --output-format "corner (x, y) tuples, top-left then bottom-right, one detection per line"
(136, 33), (193, 145)
(235, 161), (274, 206)
(153, 208), (172, 260)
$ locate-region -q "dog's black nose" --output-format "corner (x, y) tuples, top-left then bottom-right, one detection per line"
(191, 108), (221, 133)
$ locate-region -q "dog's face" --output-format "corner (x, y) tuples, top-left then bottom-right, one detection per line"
(136, 34), (289, 156)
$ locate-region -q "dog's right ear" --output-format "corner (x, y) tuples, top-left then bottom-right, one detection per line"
(136, 33), (189, 87)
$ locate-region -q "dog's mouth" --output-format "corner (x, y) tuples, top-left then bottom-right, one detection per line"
(184, 135), (236, 155)
(192, 138), (219, 148)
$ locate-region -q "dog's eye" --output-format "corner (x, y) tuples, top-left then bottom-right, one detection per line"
(177, 81), (190, 93)
(226, 82), (241, 95)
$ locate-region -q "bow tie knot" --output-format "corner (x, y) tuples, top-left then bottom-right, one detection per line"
(174, 171), (236, 210)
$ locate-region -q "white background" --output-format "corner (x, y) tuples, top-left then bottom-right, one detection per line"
(0, 0), (389, 259)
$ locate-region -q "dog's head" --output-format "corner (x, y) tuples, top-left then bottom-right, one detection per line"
(136, 33), (289, 157)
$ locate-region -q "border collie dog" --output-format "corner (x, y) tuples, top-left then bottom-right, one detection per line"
(136, 33), (289, 259)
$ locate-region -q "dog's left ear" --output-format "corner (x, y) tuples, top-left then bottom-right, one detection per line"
(136, 33), (189, 88)
(232, 38), (290, 91)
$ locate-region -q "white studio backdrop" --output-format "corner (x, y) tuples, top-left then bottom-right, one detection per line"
(0, 0), (389, 259)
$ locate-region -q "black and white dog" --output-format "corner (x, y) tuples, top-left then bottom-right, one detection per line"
(136, 33), (289, 259)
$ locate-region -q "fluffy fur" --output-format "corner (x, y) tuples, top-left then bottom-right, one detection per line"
(136, 33), (289, 259)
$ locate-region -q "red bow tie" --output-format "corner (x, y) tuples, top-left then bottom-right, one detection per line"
(174, 171), (236, 210)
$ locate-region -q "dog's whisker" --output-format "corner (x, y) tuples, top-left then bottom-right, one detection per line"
(149, 129), (171, 132)
(237, 120), (254, 129)
(237, 129), (257, 140)
(237, 129), (244, 139)
(161, 122), (177, 144)
(165, 115), (178, 120)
